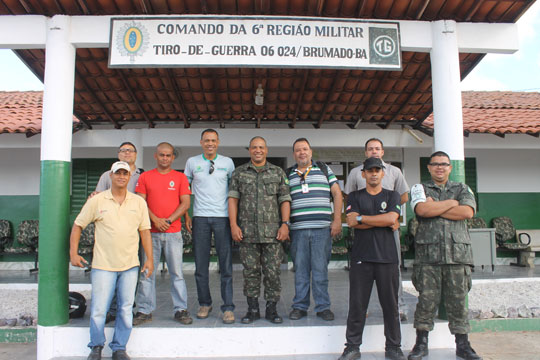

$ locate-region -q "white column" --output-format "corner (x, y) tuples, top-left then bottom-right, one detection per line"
(41, 15), (76, 162)
(38, 15), (76, 360)
(430, 20), (464, 161)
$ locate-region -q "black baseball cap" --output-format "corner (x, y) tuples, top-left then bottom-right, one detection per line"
(362, 157), (385, 170)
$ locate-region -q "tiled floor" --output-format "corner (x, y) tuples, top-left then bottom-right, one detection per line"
(3, 263), (540, 329)
(3, 263), (540, 359)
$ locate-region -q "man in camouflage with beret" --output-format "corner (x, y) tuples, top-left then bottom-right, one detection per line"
(408, 151), (481, 360)
(228, 136), (291, 324)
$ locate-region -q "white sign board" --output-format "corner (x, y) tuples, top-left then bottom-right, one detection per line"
(109, 16), (401, 70)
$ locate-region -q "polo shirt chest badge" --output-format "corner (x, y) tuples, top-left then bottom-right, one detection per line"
(168, 180), (176, 190)
(379, 201), (387, 213)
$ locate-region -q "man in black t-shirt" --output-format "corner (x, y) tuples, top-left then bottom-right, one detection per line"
(338, 157), (405, 360)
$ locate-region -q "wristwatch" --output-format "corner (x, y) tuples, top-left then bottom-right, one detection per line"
(165, 219), (172, 225)
(281, 221), (291, 227)
(356, 215), (363, 224)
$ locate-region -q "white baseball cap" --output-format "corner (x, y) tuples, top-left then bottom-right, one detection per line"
(110, 161), (130, 173)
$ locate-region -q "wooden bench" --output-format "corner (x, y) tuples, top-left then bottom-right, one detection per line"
(516, 229), (540, 267)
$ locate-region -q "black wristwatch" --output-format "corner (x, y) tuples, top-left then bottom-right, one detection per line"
(356, 215), (363, 224)
(165, 219), (172, 225)
(281, 221), (291, 227)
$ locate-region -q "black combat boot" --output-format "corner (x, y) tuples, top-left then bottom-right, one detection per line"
(241, 297), (260, 324)
(407, 330), (429, 360)
(265, 301), (283, 324)
(455, 334), (482, 360)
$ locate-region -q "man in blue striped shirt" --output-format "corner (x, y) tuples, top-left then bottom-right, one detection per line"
(287, 138), (343, 321)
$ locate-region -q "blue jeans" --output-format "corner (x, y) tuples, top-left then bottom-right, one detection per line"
(290, 227), (332, 312)
(89, 266), (138, 352)
(136, 232), (188, 314)
(193, 217), (234, 312)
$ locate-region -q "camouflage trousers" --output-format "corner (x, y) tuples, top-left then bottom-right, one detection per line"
(239, 242), (283, 302)
(412, 264), (472, 334)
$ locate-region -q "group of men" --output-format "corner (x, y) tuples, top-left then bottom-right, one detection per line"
(69, 132), (481, 360)
(338, 145), (481, 360)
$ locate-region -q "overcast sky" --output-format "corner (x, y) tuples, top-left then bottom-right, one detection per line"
(1, 3), (539, 93)
(460, 1), (540, 92)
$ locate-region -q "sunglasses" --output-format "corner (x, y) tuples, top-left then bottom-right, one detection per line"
(209, 160), (215, 174)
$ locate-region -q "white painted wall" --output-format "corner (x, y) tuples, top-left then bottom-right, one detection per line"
(402, 147), (540, 193)
(1, 130), (539, 196)
(0, 148), (41, 195)
(468, 149), (540, 193)
(403, 148), (431, 186)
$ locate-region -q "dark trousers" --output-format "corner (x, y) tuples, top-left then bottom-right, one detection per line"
(193, 216), (235, 312)
(345, 261), (401, 349)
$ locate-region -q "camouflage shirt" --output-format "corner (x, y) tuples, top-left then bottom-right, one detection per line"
(228, 161), (291, 243)
(413, 180), (477, 265)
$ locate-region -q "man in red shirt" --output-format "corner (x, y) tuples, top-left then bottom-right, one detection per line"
(133, 142), (193, 326)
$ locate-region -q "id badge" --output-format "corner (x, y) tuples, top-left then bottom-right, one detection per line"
(301, 183), (309, 193)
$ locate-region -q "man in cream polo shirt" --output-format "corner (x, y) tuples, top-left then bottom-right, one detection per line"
(70, 161), (154, 360)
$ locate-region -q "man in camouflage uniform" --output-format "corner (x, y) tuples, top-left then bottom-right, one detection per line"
(228, 136), (291, 324)
(408, 151), (481, 360)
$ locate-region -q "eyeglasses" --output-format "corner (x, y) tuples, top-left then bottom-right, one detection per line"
(428, 162), (451, 168)
(118, 148), (136, 153)
(209, 160), (215, 174)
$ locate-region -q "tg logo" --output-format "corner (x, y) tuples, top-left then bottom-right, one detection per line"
(373, 35), (396, 58)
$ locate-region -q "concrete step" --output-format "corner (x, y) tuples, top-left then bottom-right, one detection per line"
(52, 348), (460, 359)
(40, 322), (456, 359)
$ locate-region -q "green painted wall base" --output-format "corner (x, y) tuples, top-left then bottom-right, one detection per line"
(471, 318), (540, 332)
(0, 196), (39, 249)
(0, 328), (37, 343)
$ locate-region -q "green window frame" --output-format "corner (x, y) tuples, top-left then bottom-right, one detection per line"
(70, 158), (117, 218)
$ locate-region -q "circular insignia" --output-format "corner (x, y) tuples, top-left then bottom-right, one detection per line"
(373, 35), (396, 58)
(169, 181), (175, 187)
(381, 201), (387, 210)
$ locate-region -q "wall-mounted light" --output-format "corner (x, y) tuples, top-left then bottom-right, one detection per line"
(255, 83), (264, 106)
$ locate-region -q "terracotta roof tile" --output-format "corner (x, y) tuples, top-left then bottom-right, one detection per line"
(423, 91), (540, 136)
(2, 90), (539, 137)
(0, 91), (79, 136)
